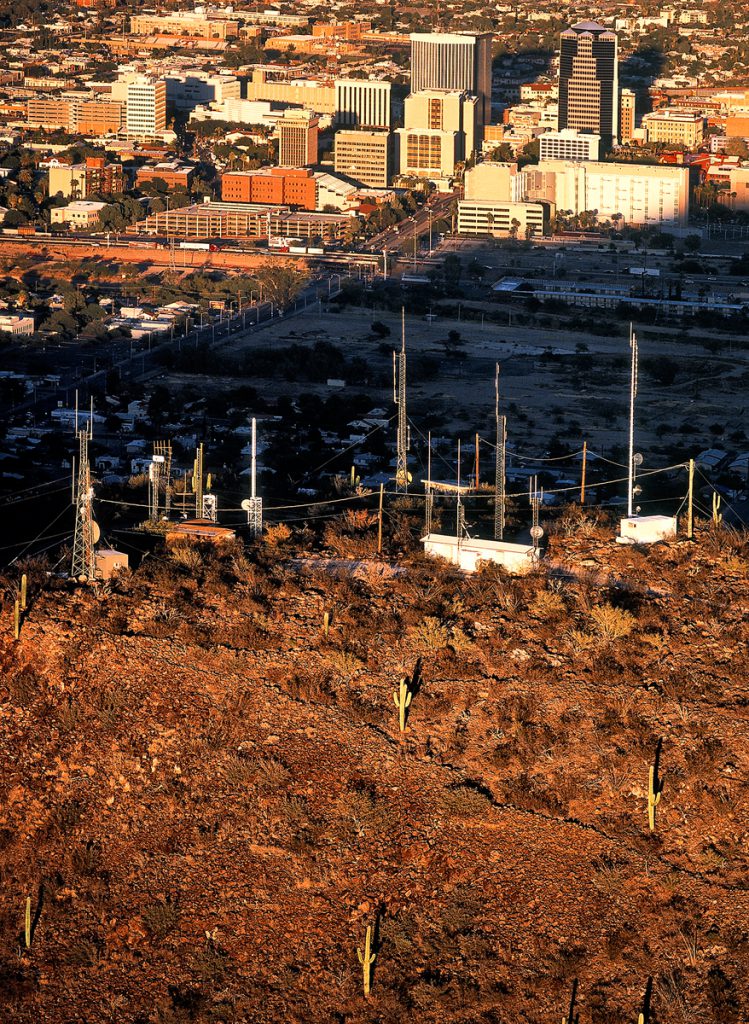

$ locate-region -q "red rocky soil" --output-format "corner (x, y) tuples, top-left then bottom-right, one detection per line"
(0, 515), (747, 1023)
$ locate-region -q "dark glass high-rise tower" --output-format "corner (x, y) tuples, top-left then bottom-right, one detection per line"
(558, 22), (618, 147)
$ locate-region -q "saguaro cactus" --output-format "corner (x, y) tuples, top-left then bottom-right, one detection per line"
(20, 573), (27, 611)
(637, 977), (653, 1024)
(357, 924), (376, 998)
(712, 492), (722, 524)
(393, 676), (413, 732)
(562, 978), (579, 1024)
(323, 610), (332, 637)
(14, 599), (20, 641)
(648, 738), (664, 832)
(24, 895), (31, 949)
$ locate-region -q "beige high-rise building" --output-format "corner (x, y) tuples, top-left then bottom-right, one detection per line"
(404, 90), (479, 161)
(619, 89), (635, 143)
(334, 130), (391, 187)
(278, 110), (319, 167)
(395, 128), (461, 180)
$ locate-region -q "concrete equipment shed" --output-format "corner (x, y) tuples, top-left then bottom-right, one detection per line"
(617, 515), (677, 545)
(422, 533), (538, 573)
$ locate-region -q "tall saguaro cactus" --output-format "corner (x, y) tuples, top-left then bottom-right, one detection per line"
(393, 676), (413, 732)
(24, 896), (31, 949)
(357, 924), (376, 998)
(562, 978), (579, 1024)
(637, 977), (653, 1024)
(648, 738), (664, 832)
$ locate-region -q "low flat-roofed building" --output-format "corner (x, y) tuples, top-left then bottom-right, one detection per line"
(51, 200), (107, 228)
(642, 109), (704, 147)
(0, 313), (34, 336)
(457, 198), (550, 238)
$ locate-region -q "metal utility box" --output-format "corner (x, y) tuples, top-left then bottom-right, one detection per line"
(95, 548), (129, 579)
(422, 533), (538, 574)
(617, 515), (677, 545)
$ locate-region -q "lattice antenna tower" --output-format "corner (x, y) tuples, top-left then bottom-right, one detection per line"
(393, 308), (409, 493)
(494, 362), (507, 541)
(71, 393), (97, 582)
(425, 430), (434, 535)
(155, 440), (173, 519)
(243, 417), (263, 537)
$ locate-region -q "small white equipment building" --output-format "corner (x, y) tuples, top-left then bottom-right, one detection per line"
(617, 515), (677, 545)
(422, 533), (538, 573)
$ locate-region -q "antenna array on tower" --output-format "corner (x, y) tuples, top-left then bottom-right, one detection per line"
(71, 395), (97, 582)
(394, 309), (409, 493)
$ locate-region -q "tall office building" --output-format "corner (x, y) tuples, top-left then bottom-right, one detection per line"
(335, 80), (391, 129)
(404, 90), (479, 161)
(619, 88), (635, 143)
(124, 76), (167, 138)
(334, 130), (391, 188)
(558, 22), (618, 146)
(278, 109), (319, 167)
(410, 32), (493, 125)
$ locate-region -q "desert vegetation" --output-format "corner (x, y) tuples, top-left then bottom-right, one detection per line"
(0, 512), (747, 1023)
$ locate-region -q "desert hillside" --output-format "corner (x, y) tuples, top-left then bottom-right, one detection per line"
(1, 511), (748, 1024)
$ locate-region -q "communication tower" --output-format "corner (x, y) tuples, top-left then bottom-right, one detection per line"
(393, 309), (410, 493)
(71, 396), (98, 582)
(242, 418), (263, 536)
(494, 363), (507, 541)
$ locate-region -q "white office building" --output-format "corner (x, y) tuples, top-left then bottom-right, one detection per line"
(335, 79), (391, 129)
(119, 74), (167, 138)
(539, 128), (600, 162)
(410, 32), (493, 124)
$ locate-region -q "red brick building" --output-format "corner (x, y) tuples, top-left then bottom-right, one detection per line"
(220, 167), (317, 209)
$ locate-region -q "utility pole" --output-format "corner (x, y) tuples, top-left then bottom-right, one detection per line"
(494, 363), (506, 541)
(244, 417), (263, 537)
(425, 431), (434, 536)
(394, 309), (409, 493)
(687, 458), (694, 540)
(580, 440), (587, 505)
(474, 432), (480, 490)
(628, 323), (639, 518)
(194, 443), (204, 518)
(456, 439), (465, 544)
(71, 395), (97, 582)
(377, 482), (384, 554)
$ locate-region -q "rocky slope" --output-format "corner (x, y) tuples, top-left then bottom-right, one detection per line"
(1, 515), (747, 1023)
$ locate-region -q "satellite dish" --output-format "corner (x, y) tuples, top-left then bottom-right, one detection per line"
(633, 453), (644, 466)
(92, 522), (101, 544)
(530, 525), (544, 540)
(241, 499), (252, 511)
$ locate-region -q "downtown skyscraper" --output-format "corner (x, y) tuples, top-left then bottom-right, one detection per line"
(558, 22), (618, 147)
(410, 32), (493, 125)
